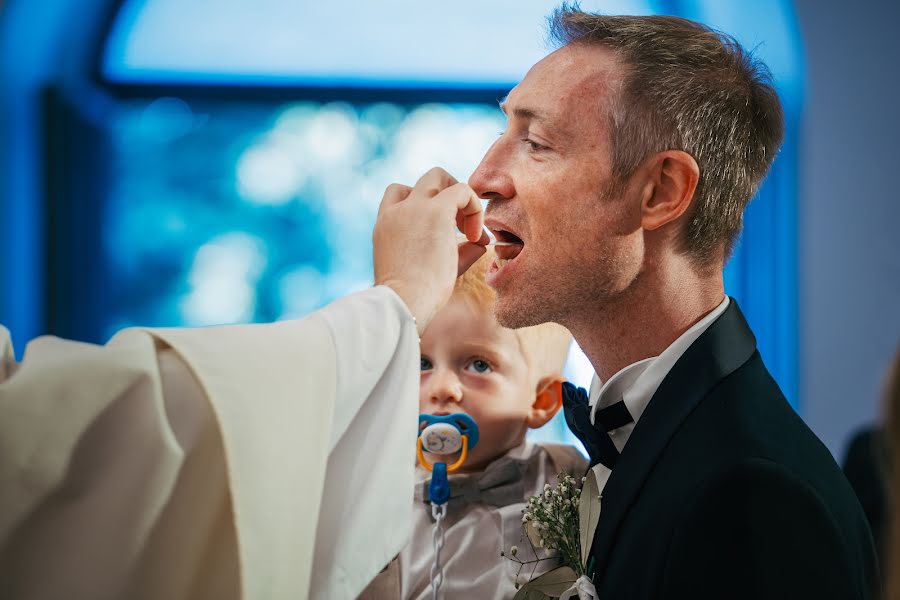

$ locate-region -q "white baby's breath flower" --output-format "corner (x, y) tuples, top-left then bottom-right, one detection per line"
(510, 471), (587, 589)
(510, 545), (519, 557)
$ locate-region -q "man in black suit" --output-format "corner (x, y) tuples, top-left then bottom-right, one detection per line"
(468, 6), (879, 598)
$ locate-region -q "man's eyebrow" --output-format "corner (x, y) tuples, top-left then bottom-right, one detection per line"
(498, 99), (557, 131)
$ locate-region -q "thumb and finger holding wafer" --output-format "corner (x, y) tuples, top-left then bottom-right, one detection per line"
(373, 167), (487, 331)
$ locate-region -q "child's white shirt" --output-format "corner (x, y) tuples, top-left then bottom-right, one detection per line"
(398, 441), (587, 599)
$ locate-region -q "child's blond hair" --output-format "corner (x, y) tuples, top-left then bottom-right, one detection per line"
(454, 250), (572, 384)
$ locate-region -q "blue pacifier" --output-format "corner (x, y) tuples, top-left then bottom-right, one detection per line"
(416, 413), (480, 505)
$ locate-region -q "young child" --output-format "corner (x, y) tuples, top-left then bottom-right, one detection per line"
(374, 250), (587, 599)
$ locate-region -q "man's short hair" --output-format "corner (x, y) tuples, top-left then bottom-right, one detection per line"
(455, 251), (572, 382)
(548, 4), (785, 266)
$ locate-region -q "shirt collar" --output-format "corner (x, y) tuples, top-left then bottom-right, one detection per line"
(589, 296), (730, 427)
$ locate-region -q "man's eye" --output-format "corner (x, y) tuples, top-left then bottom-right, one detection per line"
(420, 357), (433, 371)
(466, 359), (492, 374)
(522, 138), (547, 152)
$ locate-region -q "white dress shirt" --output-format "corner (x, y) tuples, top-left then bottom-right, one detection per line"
(587, 296), (730, 493)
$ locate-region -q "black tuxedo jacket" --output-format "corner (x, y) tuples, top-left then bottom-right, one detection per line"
(583, 300), (879, 599)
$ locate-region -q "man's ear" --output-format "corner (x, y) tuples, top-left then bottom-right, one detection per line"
(638, 150), (699, 232)
(525, 375), (564, 429)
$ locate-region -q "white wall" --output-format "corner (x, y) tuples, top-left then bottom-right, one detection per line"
(794, 0), (900, 457)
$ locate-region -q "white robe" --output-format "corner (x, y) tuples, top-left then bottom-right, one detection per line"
(0, 286), (419, 600)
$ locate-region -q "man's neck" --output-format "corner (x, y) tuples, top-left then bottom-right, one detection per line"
(569, 266), (725, 383)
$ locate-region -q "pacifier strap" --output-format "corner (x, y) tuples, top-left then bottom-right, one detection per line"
(430, 500), (447, 600)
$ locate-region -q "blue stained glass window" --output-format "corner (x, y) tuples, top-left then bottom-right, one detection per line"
(105, 99), (505, 330)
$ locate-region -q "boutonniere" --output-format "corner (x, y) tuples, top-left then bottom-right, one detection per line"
(504, 472), (601, 600)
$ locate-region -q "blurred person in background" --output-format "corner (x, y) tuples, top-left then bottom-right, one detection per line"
(881, 344), (900, 599)
(843, 418), (890, 569)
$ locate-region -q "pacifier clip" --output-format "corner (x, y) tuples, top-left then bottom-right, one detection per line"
(416, 413), (480, 600)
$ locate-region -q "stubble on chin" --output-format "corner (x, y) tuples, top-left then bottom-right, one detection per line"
(492, 279), (577, 330)
(493, 292), (532, 330)
(492, 248), (633, 331)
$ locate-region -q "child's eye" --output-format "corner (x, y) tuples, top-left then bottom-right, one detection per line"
(420, 357), (433, 371)
(465, 359), (492, 374)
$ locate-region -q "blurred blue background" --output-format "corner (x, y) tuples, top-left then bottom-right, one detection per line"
(1, 0), (898, 456)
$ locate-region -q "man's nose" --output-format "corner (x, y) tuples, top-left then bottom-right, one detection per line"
(426, 368), (463, 405)
(468, 137), (514, 202)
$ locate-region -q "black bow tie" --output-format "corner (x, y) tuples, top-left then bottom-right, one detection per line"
(562, 382), (634, 470)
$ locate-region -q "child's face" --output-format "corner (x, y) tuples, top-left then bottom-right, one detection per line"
(419, 295), (535, 471)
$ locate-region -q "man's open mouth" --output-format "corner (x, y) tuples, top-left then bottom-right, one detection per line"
(491, 228), (524, 265)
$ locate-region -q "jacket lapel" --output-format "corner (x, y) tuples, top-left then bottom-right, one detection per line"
(588, 299), (758, 581)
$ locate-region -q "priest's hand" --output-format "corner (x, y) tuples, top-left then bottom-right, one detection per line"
(373, 167), (488, 334)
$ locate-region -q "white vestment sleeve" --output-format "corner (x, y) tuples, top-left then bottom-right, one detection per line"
(0, 286), (419, 600)
(309, 286), (419, 599)
(0, 324), (223, 600)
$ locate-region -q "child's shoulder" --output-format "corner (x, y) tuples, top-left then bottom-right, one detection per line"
(534, 442), (588, 477)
